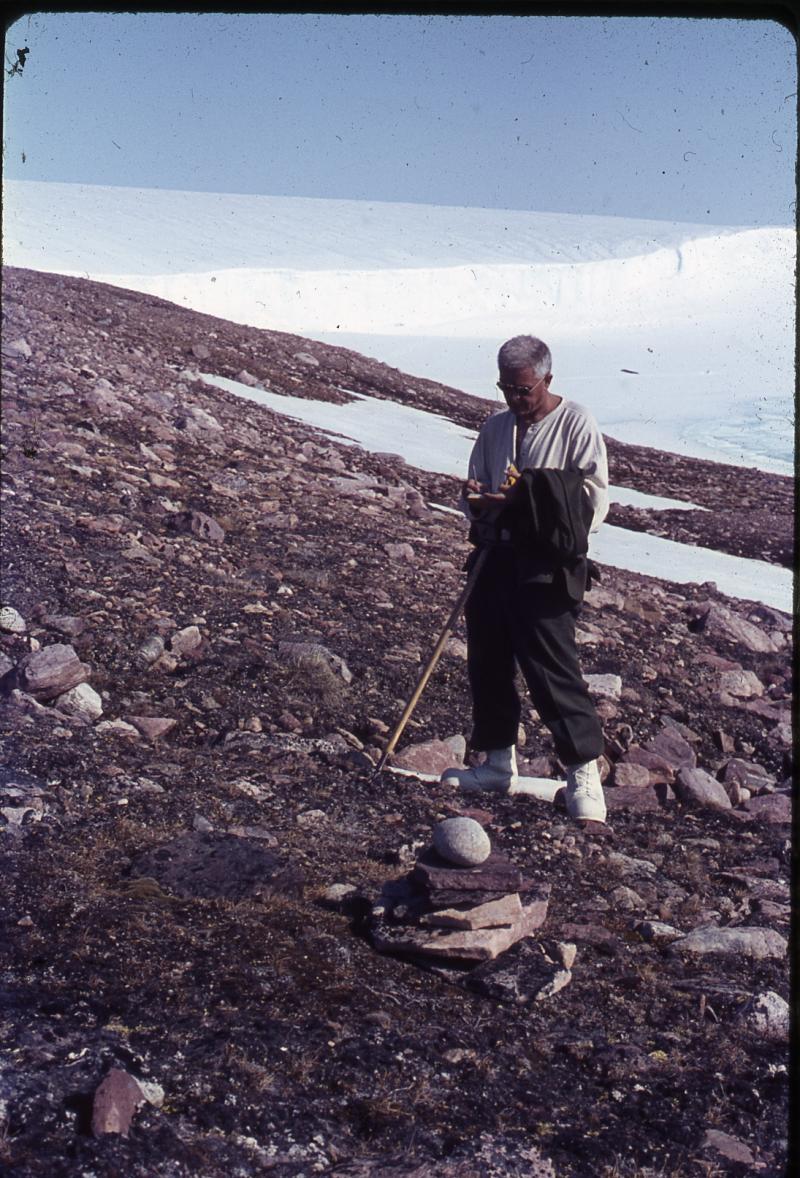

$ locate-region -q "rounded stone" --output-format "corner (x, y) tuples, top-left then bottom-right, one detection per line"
(433, 817), (491, 867)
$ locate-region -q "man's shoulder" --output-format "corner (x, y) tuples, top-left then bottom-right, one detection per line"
(559, 399), (599, 427)
(479, 407), (514, 434)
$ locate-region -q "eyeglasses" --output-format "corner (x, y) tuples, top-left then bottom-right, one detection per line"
(497, 381), (540, 396)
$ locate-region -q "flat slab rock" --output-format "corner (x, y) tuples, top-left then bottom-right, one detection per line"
(130, 831), (302, 900)
(371, 882), (550, 962)
(412, 848), (529, 899)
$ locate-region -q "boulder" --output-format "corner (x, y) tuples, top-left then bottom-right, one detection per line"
(644, 728), (696, 770)
(668, 925), (787, 960)
(674, 767), (732, 811)
(718, 668), (764, 699)
(696, 602), (781, 653)
(16, 644), (91, 701)
(737, 991), (790, 1041)
(55, 682), (103, 721)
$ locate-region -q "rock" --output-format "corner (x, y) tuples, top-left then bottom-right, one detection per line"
(383, 542), (415, 562)
(128, 715), (177, 741)
(372, 886), (550, 962)
(190, 342), (211, 359)
(293, 351), (319, 366)
(696, 602), (781, 653)
(606, 782), (674, 812)
(718, 668), (764, 699)
(468, 940), (572, 1004)
(0, 652), (14, 679)
(702, 1129), (758, 1167)
(608, 885), (646, 911)
(621, 745), (676, 783)
(42, 614), (88, 639)
(421, 892), (522, 930)
(95, 719), (140, 738)
(713, 728), (736, 754)
(443, 636), (468, 660)
(137, 635), (165, 664)
(3, 337), (32, 358)
(668, 925), (787, 960)
(277, 641), (353, 684)
(739, 793), (791, 824)
(169, 625), (203, 656)
(635, 919), (683, 946)
(322, 883), (358, 908)
(644, 728), (696, 770)
(0, 606), (26, 633)
(584, 673), (622, 699)
(91, 1068), (148, 1137)
(611, 762), (650, 788)
(432, 817), (491, 866)
(394, 738), (466, 776)
(235, 369), (260, 386)
(173, 509), (225, 543)
(674, 767), (732, 811)
(177, 404), (222, 432)
(54, 681), (103, 721)
(412, 849), (528, 901)
(738, 991), (790, 1041)
(16, 643), (91, 700)
(722, 758), (775, 794)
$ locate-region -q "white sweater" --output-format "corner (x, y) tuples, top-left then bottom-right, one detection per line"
(466, 399), (609, 532)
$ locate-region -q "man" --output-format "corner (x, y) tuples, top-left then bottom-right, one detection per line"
(441, 334), (610, 822)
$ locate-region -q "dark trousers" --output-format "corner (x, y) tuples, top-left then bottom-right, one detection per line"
(464, 548), (604, 765)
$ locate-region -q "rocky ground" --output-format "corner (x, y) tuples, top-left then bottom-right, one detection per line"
(0, 266), (794, 1176)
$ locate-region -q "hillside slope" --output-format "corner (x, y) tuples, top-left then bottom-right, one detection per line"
(0, 267), (792, 1177)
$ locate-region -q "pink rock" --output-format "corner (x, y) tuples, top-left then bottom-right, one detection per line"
(621, 746), (676, 783)
(420, 893), (524, 930)
(644, 728), (696, 770)
(612, 762), (651, 789)
(128, 716), (177, 741)
(393, 738), (465, 776)
(91, 1068), (146, 1137)
(372, 891), (548, 961)
(606, 783), (674, 812)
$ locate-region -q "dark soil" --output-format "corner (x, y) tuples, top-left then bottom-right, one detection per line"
(0, 267), (793, 1176)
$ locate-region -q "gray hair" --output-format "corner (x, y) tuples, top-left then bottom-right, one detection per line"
(497, 335), (552, 377)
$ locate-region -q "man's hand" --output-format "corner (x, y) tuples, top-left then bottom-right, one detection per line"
(464, 475), (520, 508)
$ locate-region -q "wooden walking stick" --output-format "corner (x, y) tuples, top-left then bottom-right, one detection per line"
(371, 547), (490, 781)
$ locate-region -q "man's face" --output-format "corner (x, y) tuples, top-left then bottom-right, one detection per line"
(497, 364), (553, 420)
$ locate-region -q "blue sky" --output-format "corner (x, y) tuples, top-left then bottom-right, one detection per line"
(3, 11), (796, 224)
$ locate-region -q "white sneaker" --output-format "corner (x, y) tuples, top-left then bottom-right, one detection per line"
(565, 759), (606, 822)
(441, 746), (519, 793)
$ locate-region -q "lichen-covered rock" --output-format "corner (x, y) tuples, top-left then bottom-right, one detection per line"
(55, 681), (103, 721)
(0, 606), (26, 634)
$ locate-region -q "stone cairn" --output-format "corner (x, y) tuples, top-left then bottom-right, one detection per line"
(370, 817), (551, 964)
